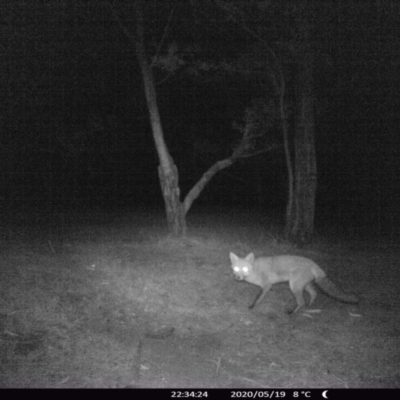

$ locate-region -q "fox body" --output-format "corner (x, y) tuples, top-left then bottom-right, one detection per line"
(230, 252), (358, 313)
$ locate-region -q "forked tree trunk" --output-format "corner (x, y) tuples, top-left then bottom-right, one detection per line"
(113, 1), (270, 235)
(133, 1), (238, 236)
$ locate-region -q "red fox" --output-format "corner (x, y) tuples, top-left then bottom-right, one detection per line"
(230, 252), (359, 313)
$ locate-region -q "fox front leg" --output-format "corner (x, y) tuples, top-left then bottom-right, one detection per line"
(249, 284), (271, 309)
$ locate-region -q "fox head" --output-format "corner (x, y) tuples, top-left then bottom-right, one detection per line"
(230, 252), (255, 281)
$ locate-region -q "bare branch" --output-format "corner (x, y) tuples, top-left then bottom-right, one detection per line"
(184, 157), (233, 213)
(233, 144), (280, 159)
(108, 1), (136, 44)
(151, 8), (175, 68)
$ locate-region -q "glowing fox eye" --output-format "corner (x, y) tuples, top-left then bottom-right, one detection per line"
(233, 266), (239, 272)
(243, 267), (248, 273)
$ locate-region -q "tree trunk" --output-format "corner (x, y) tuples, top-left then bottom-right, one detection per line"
(280, 92), (294, 231)
(286, 5), (317, 246)
(262, 46), (294, 241)
(287, 51), (317, 246)
(113, 1), (254, 235)
(134, 0), (186, 235)
(158, 164), (186, 236)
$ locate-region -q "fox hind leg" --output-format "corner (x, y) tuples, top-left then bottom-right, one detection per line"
(289, 281), (307, 313)
(305, 283), (317, 306)
(290, 294), (306, 313)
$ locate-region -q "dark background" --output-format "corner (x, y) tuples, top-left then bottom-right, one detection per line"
(1, 1), (399, 236)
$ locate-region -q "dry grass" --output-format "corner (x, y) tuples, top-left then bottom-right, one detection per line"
(0, 208), (399, 388)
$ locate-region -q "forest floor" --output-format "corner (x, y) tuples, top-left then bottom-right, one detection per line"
(0, 209), (399, 388)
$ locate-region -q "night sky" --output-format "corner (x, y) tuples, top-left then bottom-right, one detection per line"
(1, 1), (399, 235)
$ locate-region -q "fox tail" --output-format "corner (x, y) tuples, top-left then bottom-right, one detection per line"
(315, 277), (359, 304)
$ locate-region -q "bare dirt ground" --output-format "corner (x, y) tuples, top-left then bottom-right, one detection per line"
(0, 210), (399, 388)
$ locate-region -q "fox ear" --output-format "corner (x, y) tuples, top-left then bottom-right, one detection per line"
(245, 252), (254, 263)
(229, 252), (239, 263)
